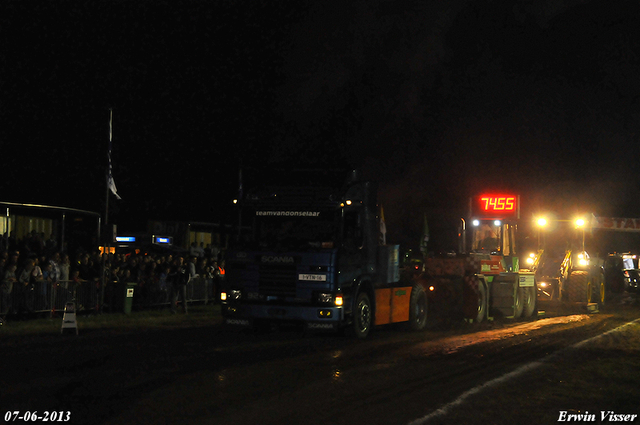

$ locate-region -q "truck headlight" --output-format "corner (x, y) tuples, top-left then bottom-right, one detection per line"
(223, 289), (242, 301)
(317, 293), (343, 306)
(317, 293), (334, 304)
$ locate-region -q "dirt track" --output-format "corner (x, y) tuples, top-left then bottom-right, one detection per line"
(2, 300), (640, 425)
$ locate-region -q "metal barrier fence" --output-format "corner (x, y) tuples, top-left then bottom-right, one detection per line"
(0, 277), (218, 316)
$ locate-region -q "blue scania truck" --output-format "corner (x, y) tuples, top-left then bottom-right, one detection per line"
(220, 170), (536, 338)
(220, 170), (427, 338)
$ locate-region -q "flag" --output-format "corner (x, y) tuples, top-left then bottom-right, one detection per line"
(108, 175), (121, 200)
(108, 109), (121, 200)
(379, 205), (386, 245)
(420, 213), (429, 253)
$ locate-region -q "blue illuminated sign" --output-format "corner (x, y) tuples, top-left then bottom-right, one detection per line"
(115, 236), (136, 242)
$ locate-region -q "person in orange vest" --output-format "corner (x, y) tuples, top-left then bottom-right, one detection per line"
(212, 259), (225, 303)
(217, 260), (225, 278)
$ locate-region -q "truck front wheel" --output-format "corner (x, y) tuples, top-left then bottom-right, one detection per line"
(408, 284), (428, 330)
(350, 291), (372, 339)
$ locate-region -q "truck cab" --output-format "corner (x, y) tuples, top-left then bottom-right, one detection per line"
(221, 171), (405, 337)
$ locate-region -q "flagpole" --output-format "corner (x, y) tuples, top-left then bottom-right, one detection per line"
(105, 108), (111, 234)
(100, 108), (113, 314)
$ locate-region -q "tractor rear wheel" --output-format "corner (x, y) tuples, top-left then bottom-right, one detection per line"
(522, 286), (537, 318)
(514, 286), (524, 318)
(566, 271), (590, 303)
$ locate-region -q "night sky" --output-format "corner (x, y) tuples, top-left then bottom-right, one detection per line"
(3, 0), (640, 249)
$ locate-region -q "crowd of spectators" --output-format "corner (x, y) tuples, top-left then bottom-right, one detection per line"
(0, 231), (226, 320)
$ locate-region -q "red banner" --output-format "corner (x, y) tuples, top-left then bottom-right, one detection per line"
(591, 217), (640, 232)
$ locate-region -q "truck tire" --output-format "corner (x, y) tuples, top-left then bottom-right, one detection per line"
(408, 284), (428, 331)
(350, 291), (372, 339)
(522, 286), (537, 318)
(589, 271), (606, 307)
(559, 278), (568, 302)
(514, 286), (524, 318)
(475, 280), (487, 323)
(566, 271), (589, 303)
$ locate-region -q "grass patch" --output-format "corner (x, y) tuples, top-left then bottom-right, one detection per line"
(0, 304), (221, 337)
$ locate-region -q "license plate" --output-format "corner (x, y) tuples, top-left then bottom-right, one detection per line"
(299, 274), (326, 281)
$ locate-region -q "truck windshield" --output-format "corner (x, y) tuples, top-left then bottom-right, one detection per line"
(471, 222), (499, 252)
(238, 209), (340, 251)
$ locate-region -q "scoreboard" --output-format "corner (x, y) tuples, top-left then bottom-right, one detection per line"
(474, 194), (519, 220)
